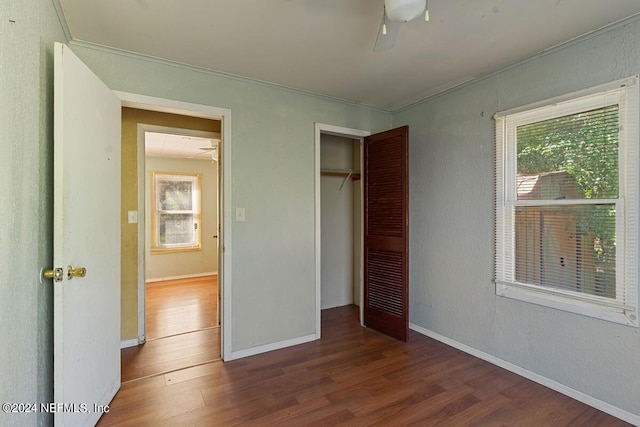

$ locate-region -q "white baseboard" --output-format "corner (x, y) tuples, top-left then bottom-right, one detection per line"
(146, 272), (218, 283)
(409, 323), (640, 426)
(227, 334), (317, 361)
(120, 338), (140, 349)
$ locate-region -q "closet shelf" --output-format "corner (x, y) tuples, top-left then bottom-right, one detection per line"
(320, 168), (361, 181)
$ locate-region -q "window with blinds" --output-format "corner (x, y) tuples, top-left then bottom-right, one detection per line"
(495, 77), (639, 326)
(151, 172), (202, 253)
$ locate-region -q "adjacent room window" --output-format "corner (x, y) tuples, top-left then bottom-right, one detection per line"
(495, 77), (639, 326)
(151, 172), (202, 253)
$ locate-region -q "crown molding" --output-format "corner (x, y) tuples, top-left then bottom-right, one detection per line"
(67, 40), (392, 114)
(50, 0), (71, 42)
(394, 12), (640, 113)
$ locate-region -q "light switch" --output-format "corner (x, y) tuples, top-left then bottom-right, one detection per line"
(128, 210), (138, 224)
(235, 207), (246, 222)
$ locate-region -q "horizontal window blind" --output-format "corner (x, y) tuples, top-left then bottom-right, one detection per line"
(513, 204), (616, 298)
(516, 105), (619, 200)
(495, 78), (639, 326)
(151, 172), (202, 251)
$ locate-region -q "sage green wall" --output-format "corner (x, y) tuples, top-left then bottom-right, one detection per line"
(69, 41), (393, 353)
(0, 0), (66, 425)
(10, 2), (636, 422)
(395, 18), (640, 420)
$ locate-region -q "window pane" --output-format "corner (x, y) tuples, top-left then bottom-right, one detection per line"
(159, 213), (195, 245)
(516, 105), (619, 200)
(158, 179), (193, 211)
(515, 204), (616, 298)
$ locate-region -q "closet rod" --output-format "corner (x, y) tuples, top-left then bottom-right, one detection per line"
(320, 168), (359, 173)
(320, 168), (361, 180)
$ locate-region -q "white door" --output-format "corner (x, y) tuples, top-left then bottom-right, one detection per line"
(53, 42), (121, 426)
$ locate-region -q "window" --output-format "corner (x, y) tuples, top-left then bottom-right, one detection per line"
(495, 77), (639, 326)
(151, 172), (202, 253)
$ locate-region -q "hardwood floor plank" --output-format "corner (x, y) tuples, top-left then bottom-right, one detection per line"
(464, 366), (529, 399)
(432, 393), (514, 426)
(237, 397), (332, 426)
(365, 384), (477, 426)
(119, 275), (220, 383)
(99, 305), (632, 426)
(121, 328), (220, 382)
(305, 408), (356, 426)
(164, 362), (221, 386)
(341, 382), (449, 426)
(145, 276), (218, 340)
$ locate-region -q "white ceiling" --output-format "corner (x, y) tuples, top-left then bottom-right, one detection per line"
(145, 132), (219, 161)
(57, 0), (640, 111)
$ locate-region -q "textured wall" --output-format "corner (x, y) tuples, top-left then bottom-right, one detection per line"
(73, 43), (393, 352)
(5, 0), (639, 423)
(395, 18), (640, 419)
(0, 0), (66, 425)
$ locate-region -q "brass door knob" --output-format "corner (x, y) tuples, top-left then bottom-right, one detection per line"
(43, 267), (64, 283)
(66, 265), (87, 280)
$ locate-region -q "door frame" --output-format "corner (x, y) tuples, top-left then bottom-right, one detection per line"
(314, 123), (371, 337)
(116, 91), (233, 360)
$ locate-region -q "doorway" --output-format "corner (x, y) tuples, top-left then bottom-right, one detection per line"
(119, 106), (226, 381)
(135, 127), (221, 381)
(320, 134), (362, 309)
(143, 129), (220, 343)
(315, 124), (371, 336)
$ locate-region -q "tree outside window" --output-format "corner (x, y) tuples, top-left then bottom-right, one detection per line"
(151, 172), (202, 252)
(515, 105), (618, 298)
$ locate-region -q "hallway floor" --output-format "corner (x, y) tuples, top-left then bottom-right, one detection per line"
(120, 276), (220, 383)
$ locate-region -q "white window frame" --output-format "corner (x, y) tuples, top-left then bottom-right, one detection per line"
(151, 171), (202, 253)
(495, 76), (639, 327)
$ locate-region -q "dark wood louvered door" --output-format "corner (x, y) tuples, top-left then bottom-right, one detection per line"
(363, 126), (409, 341)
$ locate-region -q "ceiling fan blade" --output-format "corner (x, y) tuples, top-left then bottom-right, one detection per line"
(187, 151), (214, 159)
(199, 147), (216, 151)
(374, 14), (400, 52)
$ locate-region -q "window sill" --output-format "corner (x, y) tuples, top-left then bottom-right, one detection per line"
(496, 281), (638, 327)
(151, 246), (202, 255)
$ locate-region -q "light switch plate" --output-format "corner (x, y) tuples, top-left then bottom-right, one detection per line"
(235, 207), (246, 222)
(128, 210), (138, 224)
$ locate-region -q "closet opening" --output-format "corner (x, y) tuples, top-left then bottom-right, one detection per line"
(320, 134), (363, 317)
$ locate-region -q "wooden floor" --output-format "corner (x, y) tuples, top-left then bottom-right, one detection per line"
(121, 276), (220, 383)
(99, 305), (630, 426)
(145, 276), (218, 340)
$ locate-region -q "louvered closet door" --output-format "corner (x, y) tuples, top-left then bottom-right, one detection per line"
(364, 126), (409, 341)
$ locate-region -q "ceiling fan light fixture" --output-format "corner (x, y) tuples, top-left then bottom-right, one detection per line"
(425, 0), (430, 21)
(384, 0), (426, 22)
